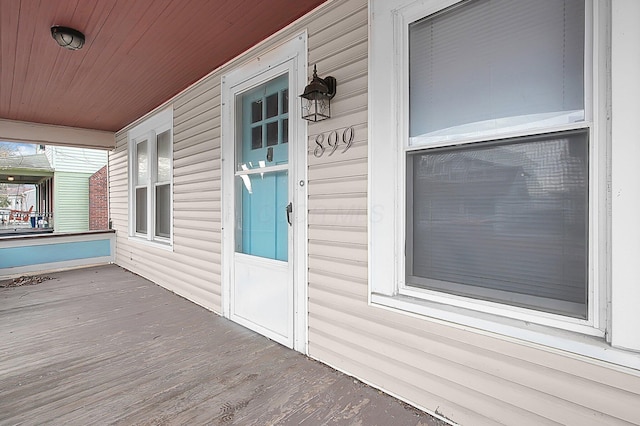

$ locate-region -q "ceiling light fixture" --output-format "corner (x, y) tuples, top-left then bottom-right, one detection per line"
(7, 176), (15, 181)
(51, 26), (85, 51)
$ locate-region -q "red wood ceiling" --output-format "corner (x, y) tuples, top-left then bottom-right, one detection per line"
(0, 0), (327, 132)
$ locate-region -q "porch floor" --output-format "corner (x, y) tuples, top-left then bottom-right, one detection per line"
(0, 265), (444, 425)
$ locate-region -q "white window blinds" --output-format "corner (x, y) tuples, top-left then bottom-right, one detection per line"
(407, 131), (588, 318)
(409, 0), (585, 144)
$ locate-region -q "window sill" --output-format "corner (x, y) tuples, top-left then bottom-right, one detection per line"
(127, 235), (173, 252)
(370, 292), (640, 372)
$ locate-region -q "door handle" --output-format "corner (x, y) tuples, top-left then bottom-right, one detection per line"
(286, 202), (293, 226)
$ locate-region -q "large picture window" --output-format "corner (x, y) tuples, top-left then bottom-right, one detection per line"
(129, 108), (173, 246)
(405, 0), (589, 318)
(369, 0), (607, 337)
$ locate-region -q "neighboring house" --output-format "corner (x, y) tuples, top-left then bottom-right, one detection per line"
(0, 153), (54, 222)
(6, 186), (28, 211)
(89, 165), (109, 230)
(0, 148), (107, 232)
(2, 1), (640, 425)
(23, 187), (36, 212)
(43, 146), (107, 232)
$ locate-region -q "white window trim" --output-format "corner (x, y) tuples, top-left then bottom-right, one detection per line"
(128, 107), (173, 249)
(369, 0), (640, 367)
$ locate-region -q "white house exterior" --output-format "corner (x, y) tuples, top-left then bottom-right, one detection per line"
(109, 1), (640, 425)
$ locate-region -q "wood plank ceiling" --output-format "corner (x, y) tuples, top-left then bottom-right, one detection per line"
(0, 0), (327, 132)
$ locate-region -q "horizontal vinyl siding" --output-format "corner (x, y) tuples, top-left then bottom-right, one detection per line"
(110, 82), (221, 311)
(304, 1), (640, 426)
(107, 0), (640, 425)
(47, 146), (107, 174)
(53, 172), (91, 233)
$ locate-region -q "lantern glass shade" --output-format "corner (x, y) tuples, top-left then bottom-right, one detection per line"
(301, 97), (331, 122)
(51, 26), (85, 51)
(299, 65), (336, 122)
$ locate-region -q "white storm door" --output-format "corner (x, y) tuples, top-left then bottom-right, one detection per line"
(232, 73), (293, 347)
(222, 34), (308, 352)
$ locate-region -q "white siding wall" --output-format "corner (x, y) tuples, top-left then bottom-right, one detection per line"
(46, 146), (107, 174)
(111, 102), (221, 311)
(109, 1), (640, 425)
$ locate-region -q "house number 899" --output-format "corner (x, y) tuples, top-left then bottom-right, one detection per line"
(313, 127), (355, 158)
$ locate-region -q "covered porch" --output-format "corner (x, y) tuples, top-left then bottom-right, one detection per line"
(0, 264), (443, 425)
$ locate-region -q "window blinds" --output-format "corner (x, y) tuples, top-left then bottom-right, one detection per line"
(409, 0), (585, 141)
(407, 131), (589, 318)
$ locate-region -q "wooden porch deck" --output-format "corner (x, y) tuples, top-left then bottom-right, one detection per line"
(0, 265), (444, 425)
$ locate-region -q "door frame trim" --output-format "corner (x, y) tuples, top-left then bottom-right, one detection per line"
(220, 32), (308, 353)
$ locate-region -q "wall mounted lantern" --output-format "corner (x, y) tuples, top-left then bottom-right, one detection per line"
(51, 26), (85, 51)
(299, 65), (336, 122)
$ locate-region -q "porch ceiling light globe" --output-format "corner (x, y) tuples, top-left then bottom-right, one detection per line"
(51, 26), (85, 51)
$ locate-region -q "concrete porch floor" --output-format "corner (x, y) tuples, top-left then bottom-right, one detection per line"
(0, 265), (445, 425)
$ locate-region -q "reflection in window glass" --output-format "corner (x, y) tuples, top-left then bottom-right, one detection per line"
(137, 140), (148, 183)
(156, 131), (171, 182)
(266, 93), (278, 118)
(135, 187), (147, 234)
(266, 122), (279, 146)
(155, 184), (170, 238)
(409, 0), (585, 142)
(252, 126), (262, 150)
(407, 130), (588, 318)
(251, 100), (262, 123)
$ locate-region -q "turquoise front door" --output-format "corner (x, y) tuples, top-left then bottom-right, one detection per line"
(236, 74), (289, 261)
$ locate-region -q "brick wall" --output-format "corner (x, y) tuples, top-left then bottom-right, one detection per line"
(89, 165), (108, 230)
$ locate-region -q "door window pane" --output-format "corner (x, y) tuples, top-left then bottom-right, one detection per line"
(266, 122), (279, 146)
(251, 100), (262, 123)
(135, 187), (147, 234)
(236, 170), (288, 261)
(251, 126), (262, 150)
(157, 131), (171, 182)
(155, 184), (170, 238)
(407, 130), (588, 318)
(266, 93), (278, 118)
(409, 0), (585, 144)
